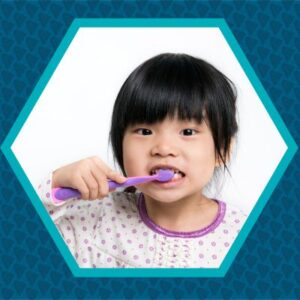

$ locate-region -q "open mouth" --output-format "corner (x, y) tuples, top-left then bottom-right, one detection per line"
(150, 168), (186, 180)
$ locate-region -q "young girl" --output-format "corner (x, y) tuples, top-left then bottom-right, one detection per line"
(38, 53), (247, 268)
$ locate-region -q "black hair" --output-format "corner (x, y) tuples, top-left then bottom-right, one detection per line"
(110, 53), (237, 175)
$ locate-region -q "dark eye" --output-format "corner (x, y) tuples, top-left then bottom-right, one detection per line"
(136, 128), (152, 135)
(181, 129), (198, 136)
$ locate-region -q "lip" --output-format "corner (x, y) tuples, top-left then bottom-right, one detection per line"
(151, 174), (186, 189)
(147, 163), (186, 189)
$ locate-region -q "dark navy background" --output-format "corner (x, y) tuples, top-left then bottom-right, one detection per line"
(1, 1), (299, 299)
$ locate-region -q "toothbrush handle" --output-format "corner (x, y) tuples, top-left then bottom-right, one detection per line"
(53, 175), (155, 201)
(108, 175), (154, 189)
(53, 187), (81, 200)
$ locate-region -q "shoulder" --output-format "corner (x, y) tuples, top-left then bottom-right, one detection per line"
(221, 201), (247, 230)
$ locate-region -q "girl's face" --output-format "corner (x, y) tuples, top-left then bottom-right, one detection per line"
(122, 117), (218, 204)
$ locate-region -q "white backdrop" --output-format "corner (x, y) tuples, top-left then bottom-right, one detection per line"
(11, 27), (287, 214)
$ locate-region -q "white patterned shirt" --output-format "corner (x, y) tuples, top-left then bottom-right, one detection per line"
(38, 173), (247, 268)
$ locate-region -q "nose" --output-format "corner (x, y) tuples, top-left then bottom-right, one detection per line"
(150, 136), (179, 157)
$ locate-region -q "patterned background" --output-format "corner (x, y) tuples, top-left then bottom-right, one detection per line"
(0, 1), (299, 299)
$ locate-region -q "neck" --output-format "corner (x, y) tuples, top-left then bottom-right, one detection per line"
(142, 192), (218, 232)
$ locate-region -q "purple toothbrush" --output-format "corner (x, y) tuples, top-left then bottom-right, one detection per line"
(52, 169), (174, 203)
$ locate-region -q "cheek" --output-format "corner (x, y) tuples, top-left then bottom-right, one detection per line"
(122, 138), (135, 173)
(189, 141), (216, 172)
(190, 140), (215, 160)
(203, 137), (216, 161)
(123, 154), (137, 174)
(122, 136), (147, 176)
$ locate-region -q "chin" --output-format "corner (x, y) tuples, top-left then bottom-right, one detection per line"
(142, 189), (188, 203)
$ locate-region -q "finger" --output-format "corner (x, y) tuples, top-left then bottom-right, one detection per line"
(82, 172), (99, 200)
(90, 169), (109, 199)
(106, 170), (127, 183)
(98, 178), (109, 198)
(73, 176), (90, 200)
(90, 156), (109, 172)
(91, 157), (124, 181)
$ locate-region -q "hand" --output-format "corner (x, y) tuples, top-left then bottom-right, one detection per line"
(52, 156), (127, 200)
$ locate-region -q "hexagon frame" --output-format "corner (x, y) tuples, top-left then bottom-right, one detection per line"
(1, 18), (297, 278)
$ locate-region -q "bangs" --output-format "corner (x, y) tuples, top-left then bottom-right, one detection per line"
(119, 54), (208, 127)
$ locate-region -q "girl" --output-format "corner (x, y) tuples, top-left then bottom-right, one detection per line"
(38, 53), (247, 268)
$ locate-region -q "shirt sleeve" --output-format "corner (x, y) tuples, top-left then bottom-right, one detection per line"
(37, 173), (104, 257)
(37, 173), (81, 221)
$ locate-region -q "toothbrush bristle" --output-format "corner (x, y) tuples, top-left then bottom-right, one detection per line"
(157, 169), (174, 182)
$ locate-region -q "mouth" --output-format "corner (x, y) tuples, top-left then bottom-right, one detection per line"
(149, 165), (186, 181)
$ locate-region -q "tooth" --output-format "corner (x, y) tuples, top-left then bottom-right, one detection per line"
(151, 168), (184, 175)
(173, 173), (181, 179)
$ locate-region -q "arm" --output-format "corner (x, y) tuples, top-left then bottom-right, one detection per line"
(37, 156), (126, 258)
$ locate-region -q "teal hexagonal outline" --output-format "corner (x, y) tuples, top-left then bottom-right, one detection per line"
(1, 18), (298, 278)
